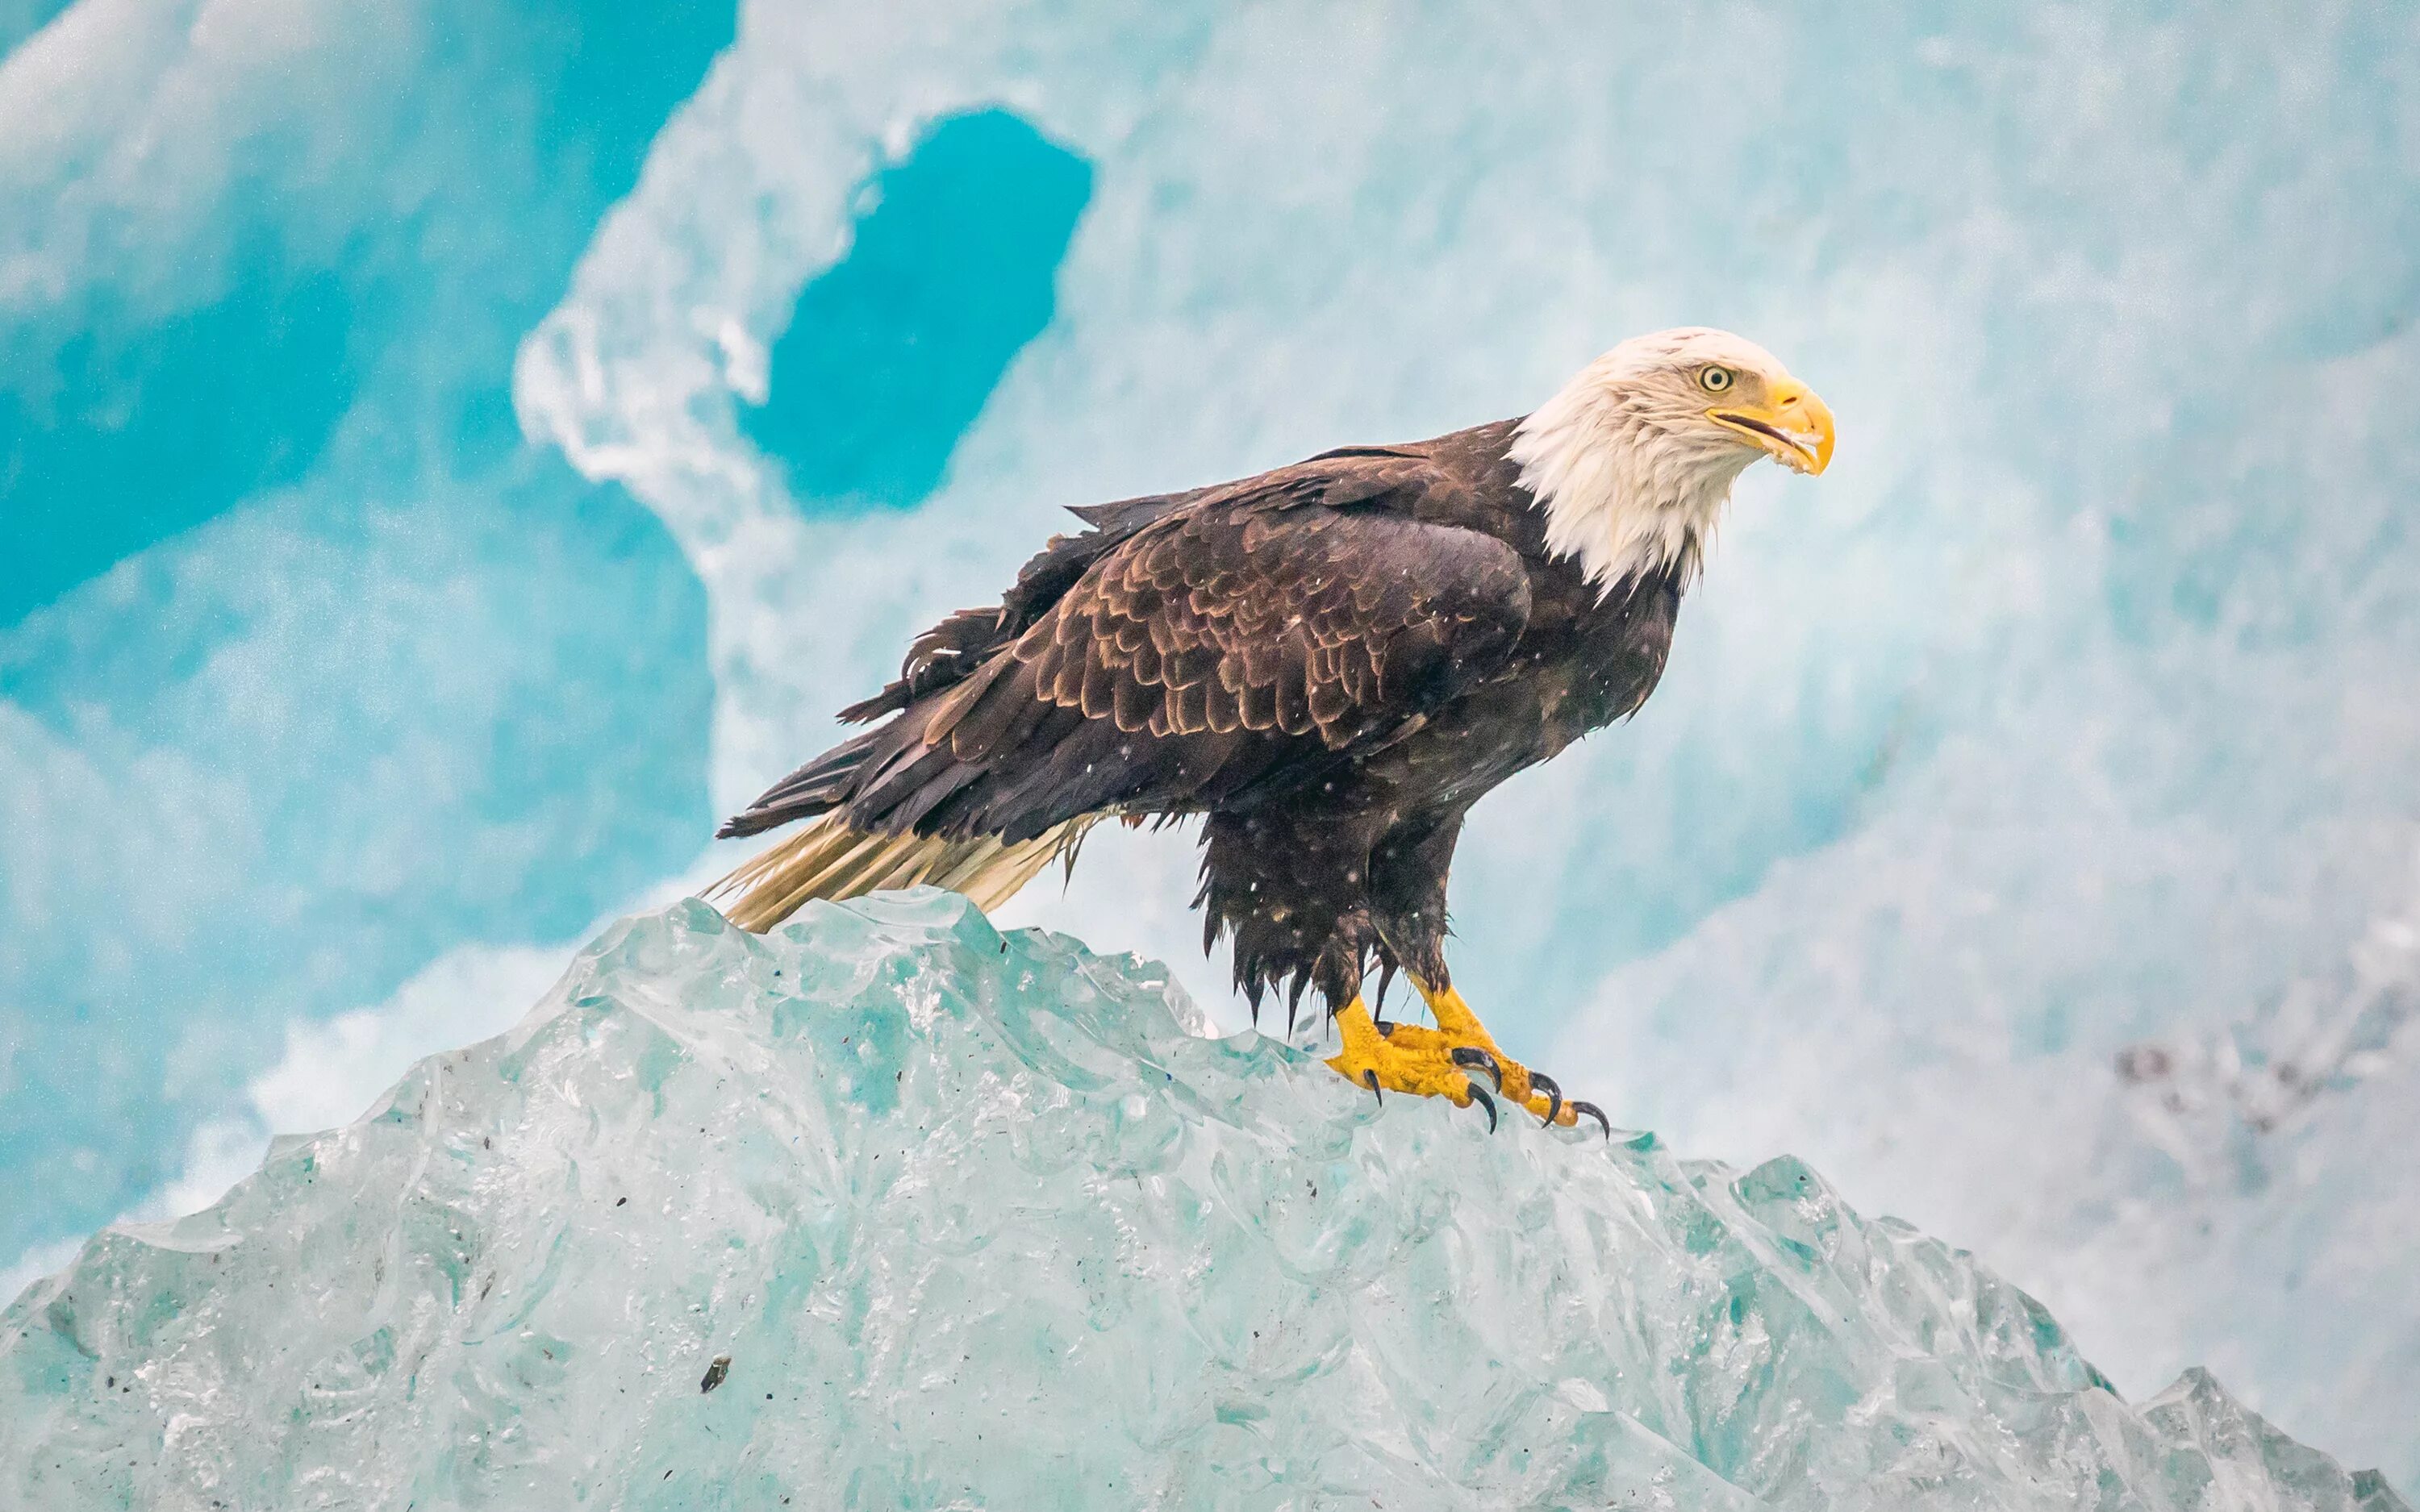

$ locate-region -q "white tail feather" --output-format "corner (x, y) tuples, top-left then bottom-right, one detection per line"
(707, 814), (1092, 931)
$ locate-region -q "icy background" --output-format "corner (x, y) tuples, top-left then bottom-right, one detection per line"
(3, 0), (2418, 1489)
(3, 892), (2407, 1510)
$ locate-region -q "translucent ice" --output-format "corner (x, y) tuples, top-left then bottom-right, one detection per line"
(1, 892), (2401, 1510)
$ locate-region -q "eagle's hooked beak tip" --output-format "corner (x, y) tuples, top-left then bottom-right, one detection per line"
(1709, 385), (1835, 477)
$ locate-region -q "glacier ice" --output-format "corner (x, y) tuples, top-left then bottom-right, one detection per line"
(1, 892), (2404, 1510)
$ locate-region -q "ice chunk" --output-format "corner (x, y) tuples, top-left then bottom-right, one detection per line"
(1, 891), (2398, 1510)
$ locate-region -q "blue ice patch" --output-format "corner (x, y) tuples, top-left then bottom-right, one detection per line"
(741, 109), (1094, 510)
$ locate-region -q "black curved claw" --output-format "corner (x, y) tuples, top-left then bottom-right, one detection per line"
(1450, 1045), (1504, 1092)
(1529, 1071), (1563, 1127)
(1361, 1068), (1383, 1105)
(1465, 1081), (1498, 1134)
(1569, 1100), (1611, 1139)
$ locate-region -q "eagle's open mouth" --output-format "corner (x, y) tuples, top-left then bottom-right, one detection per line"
(1709, 409), (1828, 474)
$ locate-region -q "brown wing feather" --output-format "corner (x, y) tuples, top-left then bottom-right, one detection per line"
(819, 457), (1530, 845)
(831, 489), (1200, 726)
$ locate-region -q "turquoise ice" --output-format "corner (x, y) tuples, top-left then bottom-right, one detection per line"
(2, 891), (2404, 1510)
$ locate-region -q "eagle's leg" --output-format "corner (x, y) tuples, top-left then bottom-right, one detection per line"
(1358, 812), (1604, 1133)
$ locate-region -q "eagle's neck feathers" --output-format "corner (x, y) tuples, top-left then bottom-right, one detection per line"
(1506, 369), (1754, 594)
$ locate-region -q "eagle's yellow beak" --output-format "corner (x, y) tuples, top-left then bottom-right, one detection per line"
(1707, 381), (1834, 477)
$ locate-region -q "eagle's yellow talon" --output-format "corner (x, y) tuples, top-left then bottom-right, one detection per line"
(1325, 1002), (1479, 1108)
(1467, 1083), (1497, 1132)
(1527, 1070), (1564, 1127)
(1324, 985), (1593, 1131)
(1450, 1044), (1504, 1091)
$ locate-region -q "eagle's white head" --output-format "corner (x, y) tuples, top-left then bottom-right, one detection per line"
(1508, 327), (1834, 593)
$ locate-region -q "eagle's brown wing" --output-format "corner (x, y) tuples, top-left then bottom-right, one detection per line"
(724, 454), (1533, 845)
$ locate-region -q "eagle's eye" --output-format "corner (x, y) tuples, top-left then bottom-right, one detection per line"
(1696, 364), (1735, 394)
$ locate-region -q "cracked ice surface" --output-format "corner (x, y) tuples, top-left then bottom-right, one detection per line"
(0, 893), (2401, 1510)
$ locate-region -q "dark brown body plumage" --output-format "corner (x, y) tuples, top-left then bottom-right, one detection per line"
(720, 419), (1680, 1024)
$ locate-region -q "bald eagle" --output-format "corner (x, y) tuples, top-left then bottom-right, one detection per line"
(712, 328), (1834, 1131)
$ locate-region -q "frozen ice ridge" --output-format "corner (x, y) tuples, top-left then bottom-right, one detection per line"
(1, 890), (2405, 1510)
